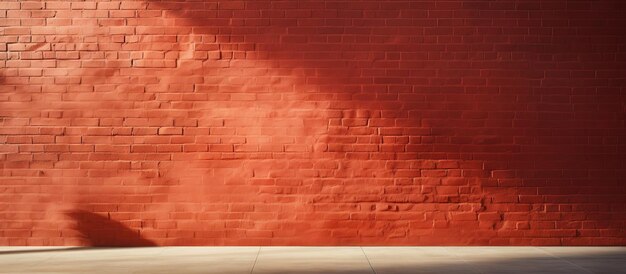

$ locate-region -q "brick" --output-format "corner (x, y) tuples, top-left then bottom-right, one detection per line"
(0, 0), (625, 247)
(219, 2), (245, 10)
(158, 127), (182, 135)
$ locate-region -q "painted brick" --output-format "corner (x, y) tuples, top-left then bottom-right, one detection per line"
(0, 0), (625, 247)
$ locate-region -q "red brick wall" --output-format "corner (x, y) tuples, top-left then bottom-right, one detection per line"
(1, 0), (625, 246)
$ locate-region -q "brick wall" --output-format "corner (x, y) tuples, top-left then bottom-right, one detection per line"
(1, 0), (625, 246)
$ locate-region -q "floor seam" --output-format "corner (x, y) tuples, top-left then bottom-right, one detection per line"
(249, 246), (261, 274)
(443, 247), (487, 274)
(360, 246), (378, 274)
(535, 247), (594, 274)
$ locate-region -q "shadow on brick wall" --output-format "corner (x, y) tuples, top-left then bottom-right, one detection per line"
(65, 210), (156, 247)
(135, 0), (626, 245)
(0, 0), (624, 245)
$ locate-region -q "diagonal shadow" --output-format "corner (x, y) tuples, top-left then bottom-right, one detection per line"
(0, 0), (624, 246)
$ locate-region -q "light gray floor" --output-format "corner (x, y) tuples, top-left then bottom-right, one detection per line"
(0, 246), (624, 274)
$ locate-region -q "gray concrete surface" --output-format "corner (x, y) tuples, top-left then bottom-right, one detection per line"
(0, 246), (624, 274)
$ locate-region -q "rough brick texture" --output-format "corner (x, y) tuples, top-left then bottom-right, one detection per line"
(1, 0), (625, 246)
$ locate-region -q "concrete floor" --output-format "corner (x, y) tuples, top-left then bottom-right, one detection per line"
(0, 246), (624, 274)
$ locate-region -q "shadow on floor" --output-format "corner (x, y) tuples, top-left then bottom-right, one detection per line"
(253, 248), (626, 274)
(0, 247), (145, 255)
(0, 247), (624, 273)
(0, 247), (90, 255)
